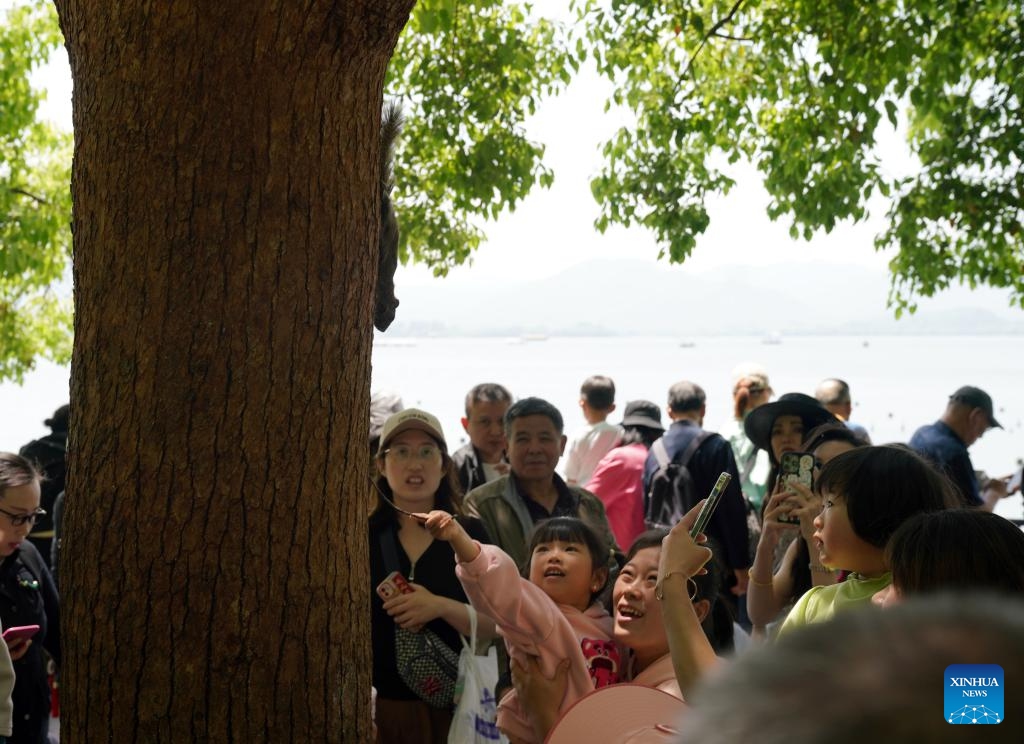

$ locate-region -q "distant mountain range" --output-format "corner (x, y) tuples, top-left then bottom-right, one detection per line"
(381, 259), (1024, 337)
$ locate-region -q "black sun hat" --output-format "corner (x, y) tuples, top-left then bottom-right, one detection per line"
(620, 400), (664, 432)
(743, 392), (839, 455)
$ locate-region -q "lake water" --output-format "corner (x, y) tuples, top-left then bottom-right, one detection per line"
(3, 335), (1022, 519)
(371, 335), (1024, 520)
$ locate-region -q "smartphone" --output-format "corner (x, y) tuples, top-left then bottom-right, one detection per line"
(689, 472), (732, 539)
(778, 451), (815, 524)
(2, 624), (40, 644)
(375, 571), (414, 601)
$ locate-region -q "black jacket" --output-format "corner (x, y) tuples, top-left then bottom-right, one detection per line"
(0, 541), (60, 744)
(451, 443), (505, 495)
(643, 420), (750, 573)
(369, 511), (491, 701)
(19, 433), (67, 569)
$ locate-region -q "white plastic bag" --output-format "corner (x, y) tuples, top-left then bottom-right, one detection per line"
(448, 606), (506, 744)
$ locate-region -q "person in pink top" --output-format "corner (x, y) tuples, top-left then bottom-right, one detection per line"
(421, 512), (620, 744)
(509, 502), (734, 740)
(587, 400), (665, 550)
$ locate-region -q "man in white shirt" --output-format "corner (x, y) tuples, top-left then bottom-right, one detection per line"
(564, 375), (622, 486)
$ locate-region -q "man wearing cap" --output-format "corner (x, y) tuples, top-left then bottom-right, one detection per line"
(643, 382), (750, 597)
(909, 386), (1007, 509)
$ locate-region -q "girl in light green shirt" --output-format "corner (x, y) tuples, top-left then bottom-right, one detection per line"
(780, 445), (959, 635)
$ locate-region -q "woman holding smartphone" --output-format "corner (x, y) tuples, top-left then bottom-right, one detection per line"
(0, 453), (59, 744)
(368, 409), (495, 744)
(511, 504), (735, 740)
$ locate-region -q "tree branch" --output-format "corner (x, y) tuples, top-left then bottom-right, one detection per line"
(712, 32), (753, 42)
(682, 0), (747, 81)
(9, 188), (49, 205)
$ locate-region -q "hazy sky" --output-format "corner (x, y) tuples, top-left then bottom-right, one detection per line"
(28, 15), (899, 283)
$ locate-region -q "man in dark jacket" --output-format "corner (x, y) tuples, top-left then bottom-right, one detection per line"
(909, 385), (1007, 509)
(451, 383), (513, 494)
(643, 382), (750, 598)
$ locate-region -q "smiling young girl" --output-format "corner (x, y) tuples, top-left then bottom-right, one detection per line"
(779, 445), (957, 634)
(423, 513), (618, 744)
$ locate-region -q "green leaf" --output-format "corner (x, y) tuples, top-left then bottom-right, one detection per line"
(0, 0), (73, 381)
(884, 99), (898, 128)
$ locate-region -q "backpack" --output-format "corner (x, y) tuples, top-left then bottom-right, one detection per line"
(644, 431), (711, 530)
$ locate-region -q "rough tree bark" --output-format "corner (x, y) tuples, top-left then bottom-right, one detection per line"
(52, 1), (415, 740)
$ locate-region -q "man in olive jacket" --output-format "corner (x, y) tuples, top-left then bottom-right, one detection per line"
(464, 397), (622, 571)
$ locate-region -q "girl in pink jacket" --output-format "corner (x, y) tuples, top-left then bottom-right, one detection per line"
(422, 513), (622, 744)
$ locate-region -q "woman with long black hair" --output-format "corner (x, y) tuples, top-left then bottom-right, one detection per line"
(368, 409), (495, 743)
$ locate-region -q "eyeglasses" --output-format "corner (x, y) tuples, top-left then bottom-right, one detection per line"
(384, 444), (442, 463)
(0, 507), (46, 528)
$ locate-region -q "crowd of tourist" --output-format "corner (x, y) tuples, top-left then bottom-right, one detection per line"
(365, 371), (1021, 742)
(0, 371), (1019, 743)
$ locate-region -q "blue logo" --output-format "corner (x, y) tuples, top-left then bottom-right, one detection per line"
(945, 664), (1003, 724)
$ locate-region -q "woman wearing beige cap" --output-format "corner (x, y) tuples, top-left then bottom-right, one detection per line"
(368, 409), (496, 743)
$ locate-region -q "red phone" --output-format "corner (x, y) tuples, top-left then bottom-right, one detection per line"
(2, 624), (40, 644)
(376, 571), (414, 601)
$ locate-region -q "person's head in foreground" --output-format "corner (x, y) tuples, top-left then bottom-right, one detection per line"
(873, 508), (1024, 607)
(678, 593), (1024, 742)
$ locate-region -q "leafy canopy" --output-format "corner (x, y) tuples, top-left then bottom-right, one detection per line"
(0, 0), (72, 381)
(385, 0), (574, 275)
(1, 0), (1021, 381)
(576, 0), (1023, 313)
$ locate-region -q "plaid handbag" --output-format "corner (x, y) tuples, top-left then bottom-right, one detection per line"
(380, 525), (459, 708)
(395, 625), (460, 708)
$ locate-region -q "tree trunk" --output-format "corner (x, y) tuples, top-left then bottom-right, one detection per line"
(53, 1), (415, 740)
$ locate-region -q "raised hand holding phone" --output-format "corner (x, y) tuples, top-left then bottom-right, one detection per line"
(659, 501), (714, 596)
(778, 452), (814, 524)
(1009, 466), (1023, 495)
(782, 478), (822, 543)
(689, 472), (732, 539)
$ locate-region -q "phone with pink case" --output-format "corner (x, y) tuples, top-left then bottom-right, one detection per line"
(376, 571), (414, 600)
(2, 624), (40, 644)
